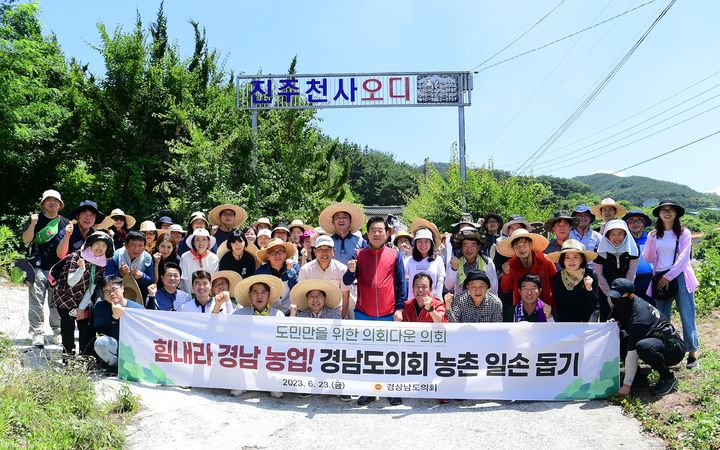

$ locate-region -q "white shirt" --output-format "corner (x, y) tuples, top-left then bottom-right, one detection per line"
(654, 231), (678, 272)
(179, 251), (219, 293)
(405, 256), (446, 298)
(178, 297), (233, 314)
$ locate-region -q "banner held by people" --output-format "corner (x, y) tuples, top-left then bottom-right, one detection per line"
(119, 310), (619, 400)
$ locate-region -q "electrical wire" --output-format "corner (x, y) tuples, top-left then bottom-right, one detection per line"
(612, 130), (720, 174)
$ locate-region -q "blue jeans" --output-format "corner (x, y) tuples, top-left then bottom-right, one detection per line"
(353, 310), (394, 321)
(655, 275), (699, 352)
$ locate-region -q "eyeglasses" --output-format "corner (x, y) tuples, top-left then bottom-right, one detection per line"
(307, 294), (326, 300)
(102, 285), (123, 295)
(268, 249), (287, 256)
(626, 218), (645, 223)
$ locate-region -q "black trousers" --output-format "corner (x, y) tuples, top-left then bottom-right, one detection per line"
(58, 307), (96, 357)
(636, 337), (685, 379)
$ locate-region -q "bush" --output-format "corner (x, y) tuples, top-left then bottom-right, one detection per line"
(0, 225), (22, 280)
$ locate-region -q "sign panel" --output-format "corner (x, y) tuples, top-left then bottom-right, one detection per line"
(119, 310), (619, 401)
(236, 72), (472, 110)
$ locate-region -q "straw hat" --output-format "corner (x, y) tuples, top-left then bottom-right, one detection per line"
(168, 223), (186, 234)
(39, 189), (64, 210)
(139, 220), (169, 238)
(99, 208), (137, 230)
(289, 219), (313, 232)
(592, 198), (628, 219)
(392, 230), (413, 246)
(497, 228), (549, 257)
(451, 213), (480, 229)
(187, 211), (210, 229)
(185, 228), (216, 250)
(211, 270), (243, 293)
(545, 239), (598, 264)
(209, 204), (247, 228)
(234, 274), (285, 307)
(410, 217), (441, 245)
(253, 217), (272, 229)
(290, 280), (342, 310)
(318, 202), (366, 235)
(256, 238), (297, 262)
(122, 276), (143, 304)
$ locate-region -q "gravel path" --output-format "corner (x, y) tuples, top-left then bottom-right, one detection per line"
(0, 281), (664, 449)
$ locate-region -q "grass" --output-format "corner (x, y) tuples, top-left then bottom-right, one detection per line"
(612, 312), (720, 450)
(0, 333), (139, 449)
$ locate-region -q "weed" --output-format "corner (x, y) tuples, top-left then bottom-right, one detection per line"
(106, 384), (141, 415)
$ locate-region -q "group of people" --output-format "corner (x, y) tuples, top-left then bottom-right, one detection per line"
(21, 189), (701, 402)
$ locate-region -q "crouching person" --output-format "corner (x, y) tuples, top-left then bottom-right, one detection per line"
(230, 275), (285, 399)
(609, 278), (686, 397)
(94, 275), (144, 370)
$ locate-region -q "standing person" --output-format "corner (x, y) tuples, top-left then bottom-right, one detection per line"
(643, 200), (700, 368)
(57, 200), (107, 258)
(209, 204), (247, 247)
(255, 238), (300, 314)
(53, 232), (113, 356)
(253, 218), (272, 233)
(218, 230), (256, 278)
(445, 270), (503, 323)
(481, 213), (503, 257)
(105, 231), (155, 300)
(101, 209), (136, 253)
(243, 226), (257, 245)
(623, 209), (655, 305)
(592, 198), (628, 234)
(498, 229), (556, 309)
(21, 189), (68, 347)
(179, 228), (219, 293)
(402, 273), (446, 323)
(178, 212), (213, 255)
(404, 229), (445, 300)
(609, 278), (686, 397)
(543, 211), (579, 255)
(289, 219), (312, 247)
(594, 220), (640, 321)
(343, 216), (406, 407)
(168, 224), (185, 249)
(94, 275), (144, 370)
(318, 202), (366, 266)
(392, 231), (413, 258)
(156, 216), (173, 230)
(152, 234), (180, 286)
(569, 205), (602, 251)
(139, 220), (166, 255)
(256, 229), (272, 249)
(445, 227), (498, 295)
(298, 229), (317, 266)
(297, 235), (350, 318)
(271, 222), (291, 243)
(546, 240), (600, 322)
(145, 262), (191, 311)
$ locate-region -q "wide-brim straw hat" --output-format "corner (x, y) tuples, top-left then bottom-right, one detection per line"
(188, 211), (210, 229)
(290, 279), (342, 310)
(40, 189), (64, 210)
(497, 228), (549, 257)
(289, 219), (313, 232)
(451, 213), (480, 229)
(99, 208), (137, 230)
(544, 211), (580, 232)
(652, 200), (686, 218)
(392, 230), (413, 246)
(208, 204), (247, 228)
(501, 216), (530, 237)
(211, 270), (243, 293)
(185, 228), (217, 250)
(256, 238), (297, 262)
(253, 217), (272, 229)
(234, 274), (285, 307)
(139, 220), (169, 238)
(592, 198), (628, 219)
(318, 202), (366, 235)
(410, 218), (441, 245)
(545, 239), (598, 263)
(122, 276), (143, 304)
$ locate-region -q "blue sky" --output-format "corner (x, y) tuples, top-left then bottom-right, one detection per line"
(36, 0), (720, 194)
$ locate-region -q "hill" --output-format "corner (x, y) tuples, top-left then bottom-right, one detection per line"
(573, 173), (720, 209)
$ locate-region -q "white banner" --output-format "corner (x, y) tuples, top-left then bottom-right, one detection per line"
(119, 309), (620, 400)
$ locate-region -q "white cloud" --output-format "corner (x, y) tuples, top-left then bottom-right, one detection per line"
(712, 185), (720, 195)
(597, 169), (626, 177)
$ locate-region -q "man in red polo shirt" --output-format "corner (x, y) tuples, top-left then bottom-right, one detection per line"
(402, 273), (446, 323)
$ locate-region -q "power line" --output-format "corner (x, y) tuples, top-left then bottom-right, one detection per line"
(612, 130), (720, 174)
(469, 0), (567, 72)
(530, 88), (720, 169)
(534, 102), (720, 173)
(476, 0), (657, 73)
(515, 0), (676, 174)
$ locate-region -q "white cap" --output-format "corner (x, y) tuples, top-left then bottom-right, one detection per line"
(258, 229), (272, 238)
(314, 235), (335, 249)
(412, 228), (434, 243)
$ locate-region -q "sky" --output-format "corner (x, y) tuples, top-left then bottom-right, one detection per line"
(34, 0), (720, 194)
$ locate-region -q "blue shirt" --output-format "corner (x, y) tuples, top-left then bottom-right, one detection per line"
(149, 288), (191, 311)
(105, 249), (155, 298)
(570, 228), (602, 252)
(632, 232), (654, 276)
(331, 234), (366, 265)
(94, 298), (144, 340)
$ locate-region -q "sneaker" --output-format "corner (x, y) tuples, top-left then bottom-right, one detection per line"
(229, 389), (245, 397)
(357, 395), (376, 406)
(686, 356), (700, 369)
(269, 391), (284, 399)
(32, 334), (44, 348)
(338, 395), (352, 402)
(651, 376), (678, 396)
(388, 397), (403, 406)
(298, 393), (312, 399)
